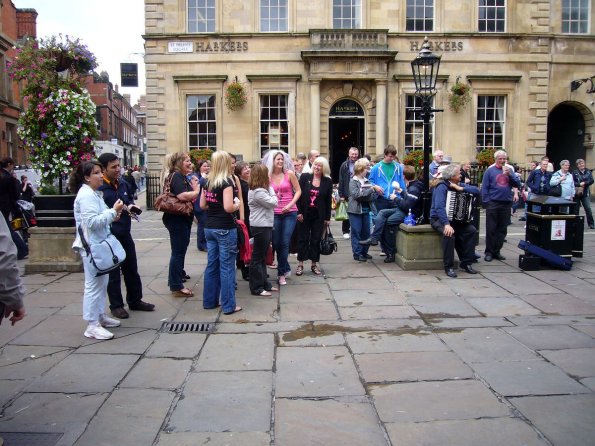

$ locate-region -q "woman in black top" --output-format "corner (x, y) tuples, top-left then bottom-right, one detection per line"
(295, 156), (333, 276)
(162, 152), (200, 297)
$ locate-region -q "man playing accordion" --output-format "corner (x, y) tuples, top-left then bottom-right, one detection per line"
(430, 163), (480, 278)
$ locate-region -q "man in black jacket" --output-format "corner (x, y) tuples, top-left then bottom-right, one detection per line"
(98, 153), (155, 319)
(359, 165), (422, 262)
(573, 158), (594, 229)
(0, 157), (28, 259)
(337, 147), (360, 239)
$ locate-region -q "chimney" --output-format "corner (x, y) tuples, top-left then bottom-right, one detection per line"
(16, 9), (38, 40)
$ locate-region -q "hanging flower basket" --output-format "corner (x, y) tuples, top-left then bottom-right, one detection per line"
(225, 77), (248, 111)
(448, 81), (471, 113)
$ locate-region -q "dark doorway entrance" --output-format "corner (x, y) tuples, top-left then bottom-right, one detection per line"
(329, 99), (365, 181)
(547, 104), (585, 169)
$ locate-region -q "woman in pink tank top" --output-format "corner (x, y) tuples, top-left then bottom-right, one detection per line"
(266, 150), (301, 285)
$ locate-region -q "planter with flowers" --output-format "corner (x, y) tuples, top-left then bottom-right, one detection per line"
(8, 34), (98, 272)
(224, 77), (248, 111)
(448, 80), (471, 113)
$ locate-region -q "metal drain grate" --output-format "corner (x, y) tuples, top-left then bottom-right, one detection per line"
(0, 432), (63, 446)
(161, 321), (212, 333)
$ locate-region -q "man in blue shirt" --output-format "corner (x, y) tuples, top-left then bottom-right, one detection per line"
(368, 145), (406, 212)
(481, 150), (520, 262)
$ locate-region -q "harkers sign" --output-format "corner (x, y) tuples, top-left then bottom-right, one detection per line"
(196, 40), (249, 52)
(410, 40), (464, 52)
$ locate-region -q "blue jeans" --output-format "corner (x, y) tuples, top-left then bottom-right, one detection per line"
(203, 228), (237, 313)
(272, 211), (297, 277)
(163, 215), (192, 291)
(348, 212), (370, 258)
(195, 210), (207, 250)
(369, 207), (406, 241)
(575, 193), (594, 227)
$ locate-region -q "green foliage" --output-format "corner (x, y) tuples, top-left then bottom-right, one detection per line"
(224, 78), (247, 111)
(476, 148), (496, 167)
(189, 148), (214, 166)
(403, 150), (425, 167)
(448, 82), (471, 113)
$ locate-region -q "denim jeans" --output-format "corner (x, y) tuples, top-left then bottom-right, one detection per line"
(575, 193), (594, 227)
(195, 210), (207, 250)
(348, 212), (370, 258)
(203, 228), (238, 313)
(82, 253), (109, 323)
(163, 215), (192, 291)
(369, 208), (406, 241)
(272, 211), (297, 277)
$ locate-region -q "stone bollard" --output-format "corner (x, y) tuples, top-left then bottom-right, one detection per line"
(25, 226), (83, 274)
(395, 223), (446, 270)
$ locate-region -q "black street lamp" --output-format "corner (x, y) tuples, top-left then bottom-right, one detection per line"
(411, 37), (442, 224)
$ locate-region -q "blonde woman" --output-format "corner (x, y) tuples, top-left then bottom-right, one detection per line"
(200, 151), (242, 314)
(295, 156), (333, 276)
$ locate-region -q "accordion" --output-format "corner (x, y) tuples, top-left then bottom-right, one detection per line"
(446, 191), (474, 223)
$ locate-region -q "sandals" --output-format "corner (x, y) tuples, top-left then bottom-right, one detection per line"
(311, 264), (322, 276)
(223, 306), (242, 315)
(172, 288), (194, 297)
(259, 291), (272, 296)
(296, 265), (304, 276)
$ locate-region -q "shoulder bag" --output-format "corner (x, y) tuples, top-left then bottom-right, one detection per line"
(78, 225), (126, 276)
(548, 183), (562, 197)
(320, 225), (338, 255)
(154, 173), (194, 216)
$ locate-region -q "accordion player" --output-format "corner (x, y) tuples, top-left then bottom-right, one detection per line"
(446, 191), (474, 223)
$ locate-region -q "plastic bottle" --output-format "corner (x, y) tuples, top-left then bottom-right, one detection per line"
(404, 209), (416, 226)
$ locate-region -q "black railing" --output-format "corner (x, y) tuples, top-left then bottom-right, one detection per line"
(413, 164), (530, 186)
(145, 174), (162, 210)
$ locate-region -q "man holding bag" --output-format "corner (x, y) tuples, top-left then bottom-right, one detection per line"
(337, 147), (359, 239)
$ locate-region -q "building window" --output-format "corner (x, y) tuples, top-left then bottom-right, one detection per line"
(478, 0), (506, 32)
(406, 0), (434, 32)
(562, 0), (590, 34)
(476, 95), (506, 151)
(188, 0), (215, 33)
(333, 0), (361, 29)
(187, 95), (217, 150)
(404, 95), (433, 154)
(260, 95), (289, 156)
(261, 0), (288, 32)
(6, 124), (15, 159)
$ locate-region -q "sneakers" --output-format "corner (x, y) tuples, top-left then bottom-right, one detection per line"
(343, 233), (350, 239)
(278, 276), (287, 286)
(99, 314), (121, 328)
(84, 323), (114, 340)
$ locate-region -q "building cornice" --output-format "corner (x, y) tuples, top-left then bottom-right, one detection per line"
(466, 75), (523, 83)
(246, 74), (302, 82)
(173, 75), (228, 82)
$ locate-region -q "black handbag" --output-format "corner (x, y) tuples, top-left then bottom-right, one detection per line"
(549, 184), (562, 197)
(320, 226), (337, 255)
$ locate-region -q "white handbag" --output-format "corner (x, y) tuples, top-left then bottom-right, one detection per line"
(78, 225), (126, 276)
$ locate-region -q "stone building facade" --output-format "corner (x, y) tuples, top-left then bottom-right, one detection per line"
(144, 0), (595, 178)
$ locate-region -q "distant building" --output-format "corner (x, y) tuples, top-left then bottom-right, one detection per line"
(144, 0), (595, 179)
(0, 3), (37, 165)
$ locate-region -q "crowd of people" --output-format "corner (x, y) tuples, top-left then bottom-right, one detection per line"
(2, 147), (593, 342)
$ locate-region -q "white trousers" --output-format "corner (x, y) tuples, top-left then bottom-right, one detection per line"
(81, 253), (108, 323)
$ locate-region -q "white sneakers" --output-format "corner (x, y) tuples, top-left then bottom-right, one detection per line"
(84, 322), (114, 340)
(343, 233), (350, 239)
(100, 314), (121, 328)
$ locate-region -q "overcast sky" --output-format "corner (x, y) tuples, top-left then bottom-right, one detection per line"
(13, 0), (146, 104)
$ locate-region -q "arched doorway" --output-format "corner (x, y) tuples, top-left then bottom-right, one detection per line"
(547, 103), (586, 169)
(329, 99), (365, 181)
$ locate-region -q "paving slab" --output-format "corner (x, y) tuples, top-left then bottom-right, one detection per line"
(580, 377), (595, 391)
(76, 328), (156, 354)
(280, 301), (339, 321)
(485, 273), (561, 295)
(0, 379), (28, 407)
(121, 357), (192, 389)
(467, 296), (542, 316)
(428, 316), (513, 328)
(370, 380), (510, 422)
(145, 332), (207, 358)
(215, 321), (304, 334)
(503, 325), (595, 350)
(9, 314), (90, 348)
(406, 295), (482, 318)
(338, 304), (418, 320)
(346, 330), (448, 354)
(156, 431), (271, 446)
(510, 394), (595, 446)
(275, 397), (387, 446)
(573, 324), (595, 337)
(27, 353), (138, 393)
(539, 348), (595, 379)
(519, 293), (595, 315)
(446, 278), (515, 298)
(167, 371), (272, 432)
(278, 331), (345, 347)
(75, 388), (175, 446)
(327, 277), (394, 290)
(275, 346), (364, 397)
(0, 309), (64, 348)
(355, 351), (473, 383)
(323, 261), (386, 278)
(0, 392), (108, 446)
(507, 315), (595, 326)
(385, 418), (548, 446)
(438, 328), (538, 363)
(332, 289), (407, 306)
(0, 348), (70, 380)
(279, 283), (333, 302)
(195, 333), (274, 371)
(472, 360), (590, 396)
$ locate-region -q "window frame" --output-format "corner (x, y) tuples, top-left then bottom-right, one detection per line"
(259, 94), (290, 157)
(475, 94), (507, 153)
(404, 94), (435, 154)
(188, 0), (216, 33)
(478, 0), (506, 33)
(332, 0), (362, 29)
(187, 94), (218, 151)
(562, 0), (591, 34)
(260, 0), (289, 32)
(405, 0), (434, 33)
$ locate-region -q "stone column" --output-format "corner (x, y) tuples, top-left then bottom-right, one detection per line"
(375, 79), (387, 154)
(310, 80), (320, 151)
